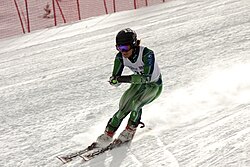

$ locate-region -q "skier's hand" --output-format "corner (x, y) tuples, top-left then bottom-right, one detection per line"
(109, 76), (121, 87)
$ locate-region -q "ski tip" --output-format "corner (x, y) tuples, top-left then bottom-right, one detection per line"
(88, 142), (98, 149)
(56, 155), (72, 164)
(113, 139), (123, 144)
(79, 154), (91, 161)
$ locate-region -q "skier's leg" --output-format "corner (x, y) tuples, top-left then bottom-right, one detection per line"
(127, 108), (142, 128)
(128, 82), (162, 127)
(104, 84), (143, 134)
(117, 83), (162, 142)
(96, 84), (144, 146)
(119, 84), (142, 109)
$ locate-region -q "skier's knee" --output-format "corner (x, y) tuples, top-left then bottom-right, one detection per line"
(130, 99), (141, 112)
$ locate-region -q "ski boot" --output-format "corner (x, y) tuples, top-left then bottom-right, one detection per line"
(117, 125), (136, 143)
(96, 130), (114, 148)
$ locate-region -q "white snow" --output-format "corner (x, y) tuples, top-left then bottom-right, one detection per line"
(0, 0), (250, 166)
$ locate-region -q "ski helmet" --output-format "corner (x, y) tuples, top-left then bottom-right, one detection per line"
(116, 28), (137, 48)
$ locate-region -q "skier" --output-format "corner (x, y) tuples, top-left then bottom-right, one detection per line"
(96, 28), (163, 147)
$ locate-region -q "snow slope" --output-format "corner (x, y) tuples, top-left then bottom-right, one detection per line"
(0, 0), (250, 166)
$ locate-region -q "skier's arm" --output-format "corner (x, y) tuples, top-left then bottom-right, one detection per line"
(112, 53), (124, 76)
(116, 75), (149, 84)
(142, 48), (155, 80)
(110, 53), (124, 86)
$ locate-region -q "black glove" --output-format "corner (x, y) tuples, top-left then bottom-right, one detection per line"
(109, 76), (121, 87)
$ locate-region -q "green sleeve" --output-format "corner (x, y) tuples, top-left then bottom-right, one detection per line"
(112, 53), (124, 76)
(142, 47), (155, 78)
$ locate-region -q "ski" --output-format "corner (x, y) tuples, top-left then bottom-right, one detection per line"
(80, 139), (130, 162)
(56, 142), (98, 164)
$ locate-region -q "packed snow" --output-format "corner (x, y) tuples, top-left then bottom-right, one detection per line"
(0, 0), (250, 166)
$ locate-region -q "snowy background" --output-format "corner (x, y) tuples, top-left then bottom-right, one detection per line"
(0, 0), (250, 166)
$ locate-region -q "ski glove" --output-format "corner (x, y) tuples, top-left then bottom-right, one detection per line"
(109, 76), (121, 87)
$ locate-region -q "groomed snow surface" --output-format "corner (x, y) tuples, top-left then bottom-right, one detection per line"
(0, 0), (250, 166)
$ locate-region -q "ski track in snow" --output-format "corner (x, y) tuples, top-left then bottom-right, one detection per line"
(0, 0), (250, 166)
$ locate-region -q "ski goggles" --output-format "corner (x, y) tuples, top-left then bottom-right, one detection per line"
(116, 45), (131, 52)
